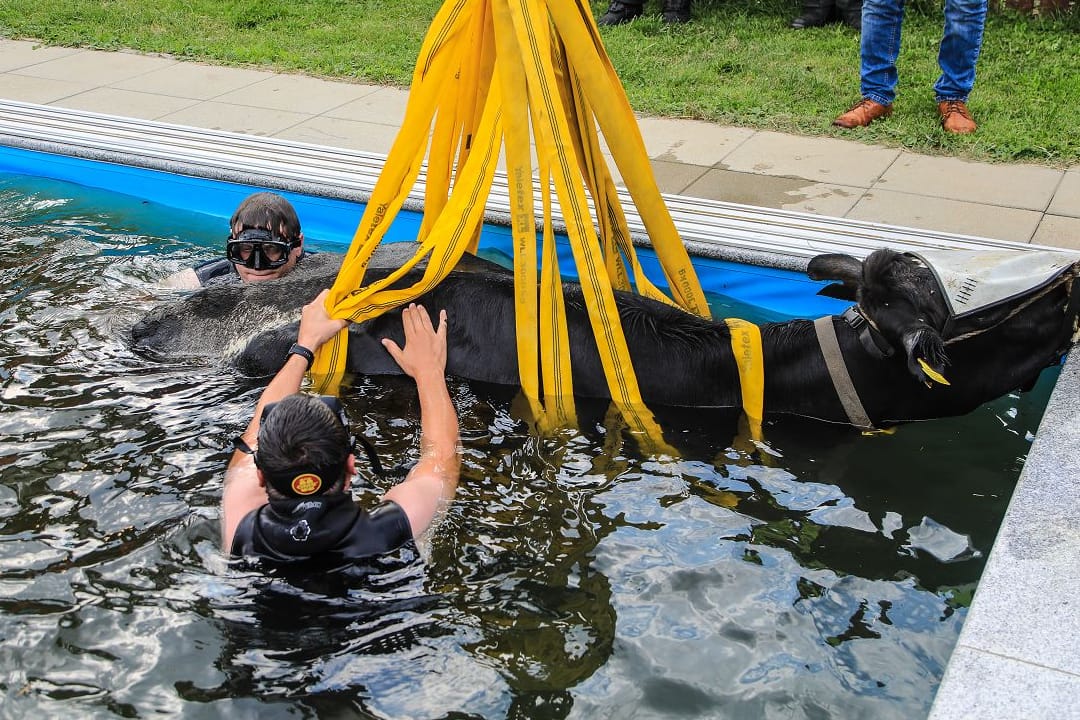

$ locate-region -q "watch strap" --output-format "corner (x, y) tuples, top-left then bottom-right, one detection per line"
(287, 343), (315, 368)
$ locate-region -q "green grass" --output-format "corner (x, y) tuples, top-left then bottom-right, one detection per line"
(1, 0), (1077, 164)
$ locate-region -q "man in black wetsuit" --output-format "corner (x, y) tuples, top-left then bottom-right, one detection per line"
(164, 191), (310, 288)
(221, 290), (461, 564)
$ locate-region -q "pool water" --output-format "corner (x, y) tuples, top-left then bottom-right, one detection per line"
(0, 172), (1057, 718)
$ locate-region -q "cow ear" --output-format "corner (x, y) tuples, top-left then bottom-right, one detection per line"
(902, 328), (951, 387)
(807, 254), (863, 286)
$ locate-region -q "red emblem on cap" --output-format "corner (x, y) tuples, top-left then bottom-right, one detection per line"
(291, 473), (323, 495)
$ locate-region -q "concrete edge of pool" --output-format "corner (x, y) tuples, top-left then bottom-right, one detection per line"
(2, 100), (1078, 717)
(928, 345), (1080, 719)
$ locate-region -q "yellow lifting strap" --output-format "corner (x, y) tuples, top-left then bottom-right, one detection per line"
(311, 0), (711, 445)
(724, 318), (765, 442)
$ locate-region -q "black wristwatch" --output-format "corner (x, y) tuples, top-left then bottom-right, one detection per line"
(287, 343), (315, 368)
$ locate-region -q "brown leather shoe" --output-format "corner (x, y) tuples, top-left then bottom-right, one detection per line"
(833, 98), (893, 128)
(938, 100), (977, 134)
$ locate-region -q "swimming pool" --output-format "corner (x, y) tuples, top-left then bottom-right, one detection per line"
(0, 154), (1062, 717)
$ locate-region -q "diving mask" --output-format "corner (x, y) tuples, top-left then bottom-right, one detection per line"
(226, 227), (298, 270)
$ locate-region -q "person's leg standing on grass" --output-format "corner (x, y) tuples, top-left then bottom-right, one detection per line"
(598, 1), (644, 24)
(933, 0), (987, 133)
(833, 0), (904, 127)
(661, 0), (692, 22)
(598, 0), (691, 25)
(791, 0), (861, 31)
(790, 0), (837, 30)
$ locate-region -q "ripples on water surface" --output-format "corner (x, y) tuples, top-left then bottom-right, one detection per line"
(0, 174), (1057, 719)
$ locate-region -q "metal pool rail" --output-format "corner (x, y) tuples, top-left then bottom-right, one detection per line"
(0, 98), (1061, 273)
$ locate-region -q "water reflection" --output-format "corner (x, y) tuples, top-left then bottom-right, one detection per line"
(0, 174), (1053, 718)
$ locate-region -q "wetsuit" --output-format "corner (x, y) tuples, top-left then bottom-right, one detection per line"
(192, 257), (238, 286)
(230, 492), (414, 568)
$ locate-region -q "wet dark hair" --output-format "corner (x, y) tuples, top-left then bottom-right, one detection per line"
(255, 394), (349, 499)
(230, 192), (302, 242)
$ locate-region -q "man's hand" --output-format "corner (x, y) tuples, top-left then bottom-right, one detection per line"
(381, 303), (459, 540)
(381, 304), (448, 381)
(298, 289), (348, 350)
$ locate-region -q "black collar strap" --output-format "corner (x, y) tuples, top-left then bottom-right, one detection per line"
(842, 306), (894, 359)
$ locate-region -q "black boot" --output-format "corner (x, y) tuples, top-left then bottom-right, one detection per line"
(662, 0), (692, 23)
(835, 0), (862, 31)
(790, 0), (835, 28)
(598, 1), (644, 25)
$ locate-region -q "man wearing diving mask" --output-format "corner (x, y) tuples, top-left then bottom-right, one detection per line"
(164, 191), (308, 288)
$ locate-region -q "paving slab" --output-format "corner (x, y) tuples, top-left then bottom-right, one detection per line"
(324, 86), (411, 126)
(682, 168), (865, 216)
(157, 101), (313, 137)
(9, 49), (176, 85)
(601, 150), (623, 186)
(847, 189), (1042, 243)
(0, 39), (80, 72)
(646, 159), (711, 196)
(212, 73), (378, 115)
(1031, 214), (1080, 250)
(781, 182), (867, 216)
(0, 74), (92, 105)
(113, 62), (274, 101)
(634, 116), (754, 167)
(53, 87), (198, 122)
(1048, 168), (1080, 219)
(877, 153), (1063, 211)
(931, 647), (1080, 720)
(273, 115), (405, 156)
(720, 130), (901, 187)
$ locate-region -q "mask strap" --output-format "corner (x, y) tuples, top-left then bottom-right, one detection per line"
(354, 435), (386, 478)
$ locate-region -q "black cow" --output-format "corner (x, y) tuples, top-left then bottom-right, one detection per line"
(130, 245), (1079, 427)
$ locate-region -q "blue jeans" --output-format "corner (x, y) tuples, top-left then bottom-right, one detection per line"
(859, 0), (987, 105)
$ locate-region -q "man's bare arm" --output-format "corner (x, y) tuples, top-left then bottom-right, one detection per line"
(382, 304), (461, 539)
(159, 268), (202, 290)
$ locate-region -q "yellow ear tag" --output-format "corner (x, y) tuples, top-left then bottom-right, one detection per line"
(917, 358), (951, 386)
(861, 427), (897, 437)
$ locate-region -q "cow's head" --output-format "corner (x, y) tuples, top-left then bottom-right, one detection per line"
(808, 249), (952, 386)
